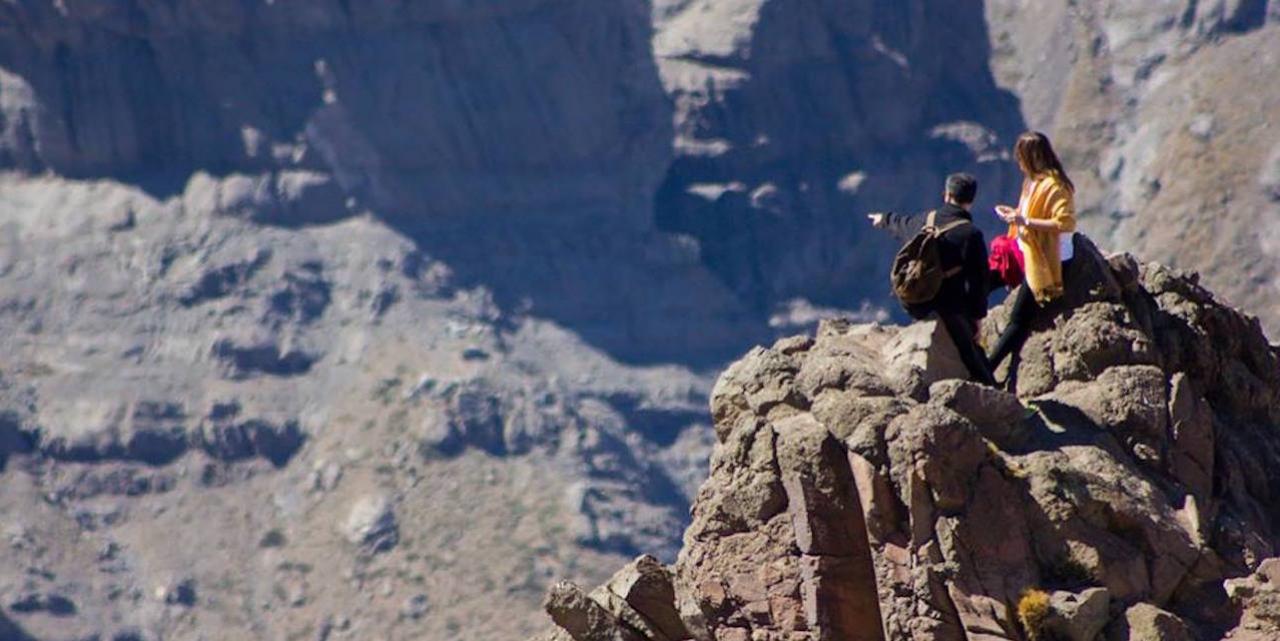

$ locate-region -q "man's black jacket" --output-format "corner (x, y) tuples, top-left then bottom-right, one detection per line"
(881, 203), (989, 320)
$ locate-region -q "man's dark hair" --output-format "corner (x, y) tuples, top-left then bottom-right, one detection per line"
(945, 173), (978, 205)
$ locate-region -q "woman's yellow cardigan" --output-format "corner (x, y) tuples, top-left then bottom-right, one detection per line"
(1009, 174), (1077, 303)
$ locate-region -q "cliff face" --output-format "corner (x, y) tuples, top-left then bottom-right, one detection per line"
(650, 0), (1025, 312)
(535, 239), (1280, 641)
(2, 2), (1280, 335)
(0, 0), (668, 225)
(0, 0), (755, 369)
(0, 0), (1029, 337)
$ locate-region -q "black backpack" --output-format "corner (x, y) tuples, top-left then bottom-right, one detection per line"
(890, 211), (968, 313)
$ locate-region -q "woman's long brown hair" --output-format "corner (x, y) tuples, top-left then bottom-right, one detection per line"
(1015, 131), (1074, 192)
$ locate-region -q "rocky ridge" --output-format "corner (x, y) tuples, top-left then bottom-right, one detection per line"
(533, 239), (1280, 640)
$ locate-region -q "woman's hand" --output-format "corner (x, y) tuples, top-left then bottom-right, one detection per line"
(994, 205), (1019, 225)
(996, 205), (1031, 227)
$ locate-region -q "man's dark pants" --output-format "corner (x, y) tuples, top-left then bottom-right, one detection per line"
(936, 311), (997, 387)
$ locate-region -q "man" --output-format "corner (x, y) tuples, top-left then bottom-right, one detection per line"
(868, 173), (995, 386)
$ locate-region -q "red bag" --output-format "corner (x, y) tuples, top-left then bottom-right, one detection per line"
(989, 235), (1025, 287)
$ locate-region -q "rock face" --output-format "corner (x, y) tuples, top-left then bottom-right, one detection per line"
(0, 0), (1036, 346)
(1223, 558), (1280, 640)
(0, 0), (669, 226)
(534, 240), (1280, 641)
(650, 0), (1025, 313)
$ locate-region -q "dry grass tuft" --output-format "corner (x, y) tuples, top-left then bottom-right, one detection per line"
(1017, 588), (1052, 641)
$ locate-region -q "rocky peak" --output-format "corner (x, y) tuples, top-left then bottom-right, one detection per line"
(533, 237), (1280, 641)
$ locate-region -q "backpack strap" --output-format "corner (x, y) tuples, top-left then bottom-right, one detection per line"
(924, 210), (938, 229)
(936, 218), (970, 235)
(935, 213), (971, 279)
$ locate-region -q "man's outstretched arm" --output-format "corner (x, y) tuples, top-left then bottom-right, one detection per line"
(867, 211), (923, 242)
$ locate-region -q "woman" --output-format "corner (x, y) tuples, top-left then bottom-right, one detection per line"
(988, 131), (1077, 375)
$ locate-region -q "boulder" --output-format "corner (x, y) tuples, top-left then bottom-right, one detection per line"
(880, 320), (969, 400)
(774, 413), (885, 640)
(927, 379), (1028, 448)
(1011, 331), (1059, 398)
(710, 347), (804, 439)
(797, 554), (886, 641)
(1047, 366), (1170, 463)
(687, 417), (787, 539)
(775, 414), (865, 557)
(600, 556), (689, 641)
(1046, 588), (1111, 641)
(886, 405), (988, 513)
(1261, 558), (1280, 586)
(795, 330), (894, 401)
(1167, 374), (1214, 501)
(544, 581), (645, 641)
(948, 584), (1016, 640)
(847, 452), (903, 545)
(1052, 235), (1125, 311)
(1049, 303), (1159, 381)
(588, 588), (670, 641)
(810, 391), (907, 461)
(1016, 445), (1199, 604)
(341, 494), (398, 553)
(1109, 604), (1192, 641)
(1223, 558), (1280, 639)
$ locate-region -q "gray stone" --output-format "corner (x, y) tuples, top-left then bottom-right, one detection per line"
(1112, 603), (1192, 641)
(544, 581), (644, 641)
(1048, 366), (1171, 456)
(710, 346), (803, 439)
(341, 495), (398, 553)
(881, 321), (970, 401)
(1047, 588), (1111, 641)
(1168, 374), (1214, 501)
(600, 556), (689, 641)
(927, 380), (1028, 448)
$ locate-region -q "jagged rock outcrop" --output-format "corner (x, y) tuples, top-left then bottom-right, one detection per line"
(534, 238), (1280, 641)
(541, 555), (691, 641)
